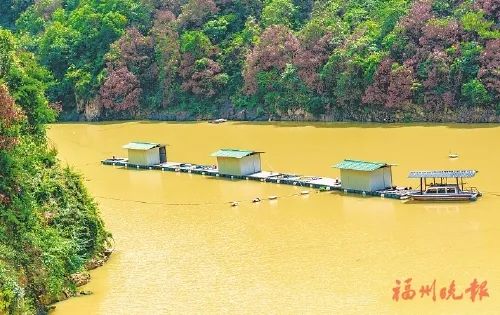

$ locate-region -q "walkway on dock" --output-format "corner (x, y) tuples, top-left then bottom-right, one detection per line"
(101, 158), (416, 200)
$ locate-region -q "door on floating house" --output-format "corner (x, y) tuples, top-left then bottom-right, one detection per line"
(252, 154), (261, 173)
(369, 167), (393, 191)
(240, 154), (261, 175)
(159, 146), (167, 163)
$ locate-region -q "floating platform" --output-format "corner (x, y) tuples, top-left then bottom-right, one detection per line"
(101, 158), (416, 200)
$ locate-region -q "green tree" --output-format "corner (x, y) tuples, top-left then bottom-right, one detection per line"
(180, 31), (214, 59)
(261, 0), (296, 28)
(0, 0), (35, 28)
(461, 79), (491, 106)
(461, 11), (500, 40)
(203, 14), (237, 43)
(450, 41), (483, 82)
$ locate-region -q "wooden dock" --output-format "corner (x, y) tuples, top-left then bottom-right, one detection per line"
(101, 158), (415, 200)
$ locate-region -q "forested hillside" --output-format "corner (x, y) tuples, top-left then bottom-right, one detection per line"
(0, 29), (110, 313)
(1, 0), (499, 121)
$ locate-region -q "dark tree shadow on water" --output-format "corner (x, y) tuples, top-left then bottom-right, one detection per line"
(232, 121), (500, 129)
(51, 119), (500, 129)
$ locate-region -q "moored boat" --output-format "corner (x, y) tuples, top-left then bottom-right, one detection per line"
(407, 169), (481, 202)
(409, 185), (479, 201)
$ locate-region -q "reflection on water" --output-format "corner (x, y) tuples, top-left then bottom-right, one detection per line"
(47, 122), (500, 314)
(424, 204), (460, 215)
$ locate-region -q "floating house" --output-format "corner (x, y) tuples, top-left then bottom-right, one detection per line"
(334, 159), (393, 192)
(122, 142), (166, 166)
(211, 149), (262, 176)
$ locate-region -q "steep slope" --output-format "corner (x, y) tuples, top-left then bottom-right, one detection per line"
(0, 29), (110, 314)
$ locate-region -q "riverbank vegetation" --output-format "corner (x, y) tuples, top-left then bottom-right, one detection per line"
(0, 29), (110, 314)
(1, 0), (499, 121)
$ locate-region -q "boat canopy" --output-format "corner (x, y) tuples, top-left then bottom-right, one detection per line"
(408, 170), (477, 178)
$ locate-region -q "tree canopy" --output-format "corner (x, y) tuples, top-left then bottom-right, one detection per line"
(1, 0), (498, 120)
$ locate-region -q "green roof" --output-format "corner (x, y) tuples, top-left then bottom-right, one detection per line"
(333, 159), (389, 171)
(211, 149), (260, 159)
(123, 142), (161, 150)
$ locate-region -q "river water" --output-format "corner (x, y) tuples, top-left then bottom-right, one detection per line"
(47, 122), (500, 314)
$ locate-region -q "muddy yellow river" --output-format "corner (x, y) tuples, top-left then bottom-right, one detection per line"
(47, 122), (500, 314)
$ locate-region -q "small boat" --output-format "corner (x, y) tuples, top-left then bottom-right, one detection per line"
(448, 153), (459, 158)
(252, 197), (261, 203)
(408, 185), (480, 201)
(268, 196), (278, 200)
(408, 169), (481, 202)
(209, 118), (227, 124)
(230, 201), (239, 207)
(300, 190), (310, 195)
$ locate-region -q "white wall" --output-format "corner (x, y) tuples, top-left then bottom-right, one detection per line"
(340, 169), (371, 191)
(217, 154), (261, 176)
(217, 157), (241, 175)
(128, 147), (160, 166)
(369, 167), (392, 191)
(145, 147), (160, 166)
(240, 154), (261, 175)
(340, 167), (392, 192)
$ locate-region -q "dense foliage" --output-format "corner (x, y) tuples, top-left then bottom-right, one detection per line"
(1, 0), (499, 120)
(0, 29), (109, 313)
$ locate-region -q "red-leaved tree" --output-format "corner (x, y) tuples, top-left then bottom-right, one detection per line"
(478, 39), (500, 99)
(474, 0), (500, 19)
(400, 0), (434, 42)
(423, 50), (454, 109)
(97, 66), (142, 112)
(294, 33), (332, 91)
(152, 10), (181, 107)
(243, 25), (300, 94)
(179, 54), (225, 96)
(419, 19), (461, 50)
(113, 27), (156, 81)
(0, 84), (23, 150)
(362, 58), (393, 106)
(178, 0), (218, 28)
(386, 64), (415, 108)
(363, 58), (415, 108)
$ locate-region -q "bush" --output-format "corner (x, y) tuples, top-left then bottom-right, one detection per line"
(461, 79), (492, 106)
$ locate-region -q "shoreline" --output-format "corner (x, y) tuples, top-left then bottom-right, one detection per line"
(51, 100), (500, 123)
(59, 104), (500, 124)
(50, 120), (500, 128)
(46, 243), (114, 314)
